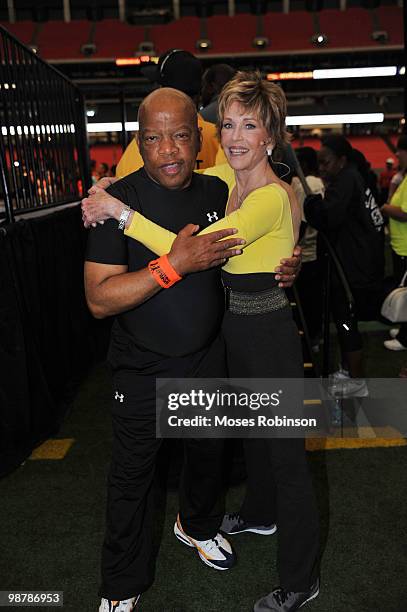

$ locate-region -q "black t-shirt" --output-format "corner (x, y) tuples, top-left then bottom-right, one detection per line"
(304, 164), (384, 290)
(86, 168), (228, 360)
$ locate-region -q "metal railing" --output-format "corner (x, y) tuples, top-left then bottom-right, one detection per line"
(318, 231), (357, 377)
(0, 25), (90, 225)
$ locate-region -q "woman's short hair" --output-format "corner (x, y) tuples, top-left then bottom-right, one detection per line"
(217, 70), (289, 154)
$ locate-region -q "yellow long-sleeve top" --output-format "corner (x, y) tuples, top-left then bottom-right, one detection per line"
(124, 164), (294, 274)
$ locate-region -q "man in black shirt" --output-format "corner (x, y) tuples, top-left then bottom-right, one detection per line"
(86, 89), (248, 612)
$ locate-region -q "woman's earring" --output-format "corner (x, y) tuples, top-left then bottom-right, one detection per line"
(266, 147), (273, 157)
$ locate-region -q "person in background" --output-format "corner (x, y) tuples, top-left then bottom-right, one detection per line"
(115, 49), (221, 178)
(291, 147), (324, 349)
(97, 162), (110, 180)
(388, 162), (406, 202)
(90, 159), (98, 185)
(381, 136), (407, 352)
(379, 157), (396, 205)
(305, 135), (384, 397)
(200, 63), (236, 124)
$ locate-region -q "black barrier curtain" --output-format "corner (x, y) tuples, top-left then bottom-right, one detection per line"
(0, 205), (110, 477)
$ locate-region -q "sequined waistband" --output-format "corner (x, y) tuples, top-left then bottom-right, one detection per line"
(224, 286), (289, 315)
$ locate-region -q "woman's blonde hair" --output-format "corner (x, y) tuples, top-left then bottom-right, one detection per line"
(217, 70), (289, 154)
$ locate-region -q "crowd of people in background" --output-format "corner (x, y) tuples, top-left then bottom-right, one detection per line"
(90, 159), (117, 184)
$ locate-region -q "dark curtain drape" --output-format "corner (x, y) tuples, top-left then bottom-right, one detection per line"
(0, 205), (110, 478)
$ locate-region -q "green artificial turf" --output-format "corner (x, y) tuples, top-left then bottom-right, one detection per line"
(1, 328), (407, 612)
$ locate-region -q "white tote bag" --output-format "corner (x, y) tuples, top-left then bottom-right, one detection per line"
(381, 270), (407, 323)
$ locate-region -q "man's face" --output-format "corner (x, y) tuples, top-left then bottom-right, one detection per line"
(137, 97), (201, 190)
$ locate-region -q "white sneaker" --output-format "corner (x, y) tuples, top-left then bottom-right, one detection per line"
(99, 596), (140, 611)
(174, 515), (236, 571)
(384, 338), (407, 351)
(330, 367), (350, 381)
(390, 328), (400, 339)
(328, 378), (368, 398)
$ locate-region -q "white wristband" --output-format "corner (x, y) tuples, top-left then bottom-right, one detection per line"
(118, 205), (131, 230)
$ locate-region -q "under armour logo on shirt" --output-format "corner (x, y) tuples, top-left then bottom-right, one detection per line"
(207, 211), (219, 223)
(114, 391), (124, 403)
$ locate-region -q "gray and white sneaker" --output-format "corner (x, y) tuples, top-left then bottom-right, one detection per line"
(99, 595), (140, 611)
(174, 515), (236, 570)
(221, 512), (277, 536)
(254, 579), (320, 611)
(328, 378), (368, 398)
(329, 367), (350, 382)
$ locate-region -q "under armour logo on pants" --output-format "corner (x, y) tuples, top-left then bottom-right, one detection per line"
(207, 211), (219, 222)
(114, 391), (124, 403)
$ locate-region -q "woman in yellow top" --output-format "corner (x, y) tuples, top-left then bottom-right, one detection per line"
(382, 135), (407, 352)
(83, 72), (319, 612)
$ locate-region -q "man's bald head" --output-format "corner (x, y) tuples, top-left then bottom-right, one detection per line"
(136, 88), (202, 190)
(138, 88), (197, 130)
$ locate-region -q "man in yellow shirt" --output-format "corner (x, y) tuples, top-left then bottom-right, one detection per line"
(116, 49), (220, 178)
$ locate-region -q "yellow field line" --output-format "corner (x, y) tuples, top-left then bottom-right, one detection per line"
(29, 438), (75, 460)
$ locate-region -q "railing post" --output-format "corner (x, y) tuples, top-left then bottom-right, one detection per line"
(0, 141), (14, 224)
(75, 90), (92, 194)
(322, 252), (331, 378)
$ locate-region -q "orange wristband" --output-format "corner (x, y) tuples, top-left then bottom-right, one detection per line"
(148, 255), (182, 288)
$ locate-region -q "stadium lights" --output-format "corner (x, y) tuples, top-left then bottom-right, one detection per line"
(253, 36), (269, 49)
(116, 56), (159, 66)
(84, 114), (384, 133)
(86, 122), (139, 133)
(371, 30), (388, 43)
(1, 123), (76, 136)
(1, 116), (383, 136)
(196, 38), (212, 51)
(285, 113), (384, 126)
(313, 66), (397, 79)
(267, 72), (314, 81)
(267, 66), (399, 81)
(311, 33), (328, 46)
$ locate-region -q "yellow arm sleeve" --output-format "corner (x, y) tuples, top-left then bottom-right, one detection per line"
(124, 211), (175, 256)
(198, 186), (284, 245)
(124, 185), (285, 256)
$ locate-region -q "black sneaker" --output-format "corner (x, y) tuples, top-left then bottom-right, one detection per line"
(221, 512), (277, 536)
(253, 579), (319, 611)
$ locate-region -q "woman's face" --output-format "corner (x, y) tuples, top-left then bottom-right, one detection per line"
(318, 146), (345, 181)
(396, 148), (407, 171)
(220, 101), (271, 171)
